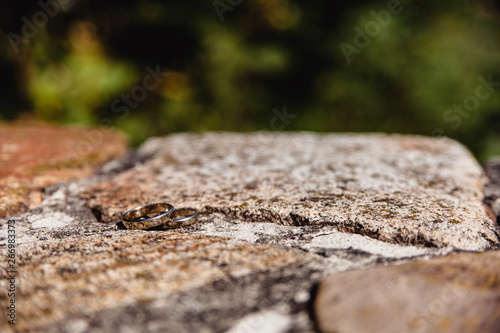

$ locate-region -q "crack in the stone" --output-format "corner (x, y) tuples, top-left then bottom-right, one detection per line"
(90, 205), (105, 222)
(198, 205), (449, 248)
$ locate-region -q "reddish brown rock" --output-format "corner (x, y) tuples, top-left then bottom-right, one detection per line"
(0, 122), (128, 218)
(315, 250), (500, 333)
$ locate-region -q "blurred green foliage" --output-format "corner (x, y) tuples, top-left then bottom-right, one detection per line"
(1, 0), (500, 160)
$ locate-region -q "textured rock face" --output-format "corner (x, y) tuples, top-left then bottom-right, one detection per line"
(0, 130), (499, 332)
(315, 250), (500, 333)
(82, 133), (497, 250)
(0, 123), (128, 219)
(7, 226), (321, 332)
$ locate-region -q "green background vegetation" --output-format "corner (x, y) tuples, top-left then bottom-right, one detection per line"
(1, 0), (500, 160)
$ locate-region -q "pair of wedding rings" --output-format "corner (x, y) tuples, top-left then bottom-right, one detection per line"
(122, 203), (198, 230)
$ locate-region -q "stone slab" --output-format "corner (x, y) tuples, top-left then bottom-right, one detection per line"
(0, 220), (323, 332)
(315, 250), (500, 333)
(81, 133), (498, 250)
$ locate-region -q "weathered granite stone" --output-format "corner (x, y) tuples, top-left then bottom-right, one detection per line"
(314, 250), (500, 333)
(81, 133), (498, 250)
(0, 221), (323, 332)
(0, 132), (499, 332)
(0, 123), (128, 219)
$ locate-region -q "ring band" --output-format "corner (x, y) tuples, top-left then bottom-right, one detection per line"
(161, 208), (199, 229)
(122, 203), (174, 230)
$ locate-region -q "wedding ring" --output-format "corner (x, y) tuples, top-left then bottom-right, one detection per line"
(122, 203), (174, 230)
(161, 208), (199, 229)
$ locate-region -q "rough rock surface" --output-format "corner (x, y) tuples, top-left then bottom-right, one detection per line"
(82, 133), (497, 250)
(0, 131), (499, 332)
(315, 250), (500, 333)
(0, 122), (128, 219)
(2, 223), (323, 332)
